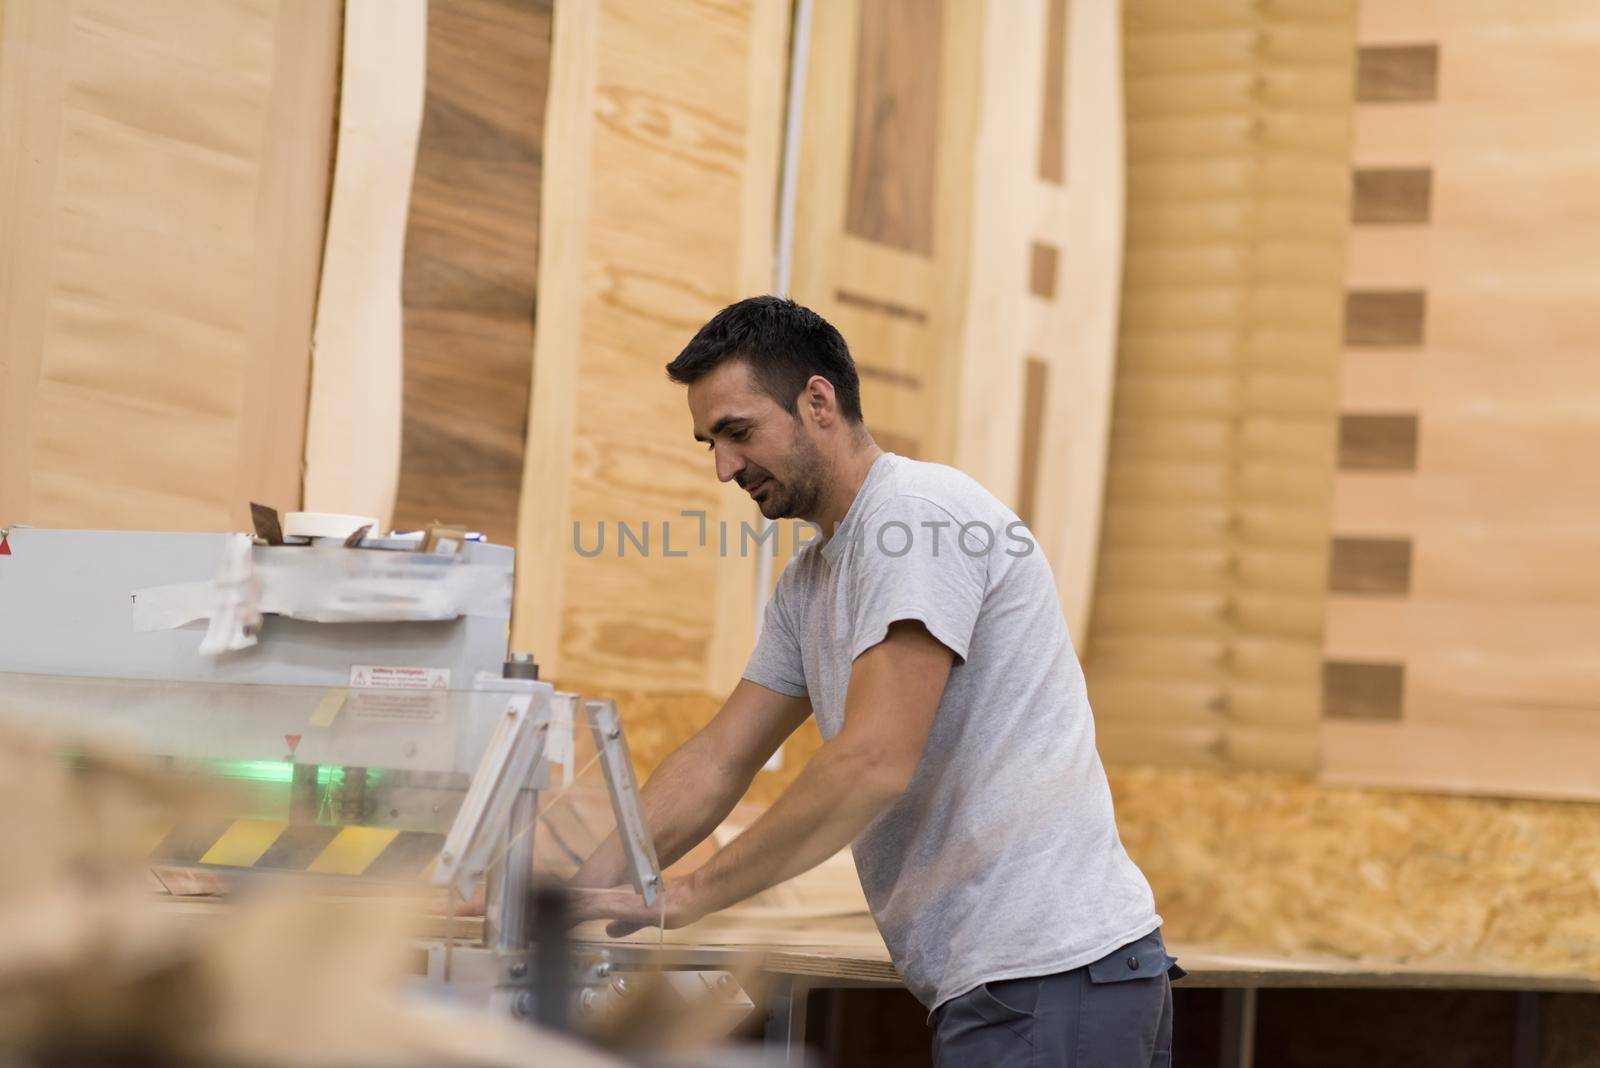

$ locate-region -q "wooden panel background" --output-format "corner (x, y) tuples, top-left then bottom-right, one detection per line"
(511, 0), (789, 772)
(953, 0), (1127, 641)
(391, 0), (551, 546)
(302, 0), (426, 530)
(789, 0), (983, 473)
(0, 0), (339, 531)
(1318, 2), (1600, 799)
(1325, 0), (1600, 800)
(1083, 0), (1358, 773)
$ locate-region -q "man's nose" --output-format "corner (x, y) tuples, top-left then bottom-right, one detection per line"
(714, 446), (743, 484)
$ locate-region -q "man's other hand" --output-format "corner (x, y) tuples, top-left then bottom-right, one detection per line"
(569, 876), (705, 938)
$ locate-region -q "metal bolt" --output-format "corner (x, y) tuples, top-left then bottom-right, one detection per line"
(595, 962), (612, 978)
(606, 727), (621, 740)
(512, 991), (533, 1018)
(509, 961), (527, 979)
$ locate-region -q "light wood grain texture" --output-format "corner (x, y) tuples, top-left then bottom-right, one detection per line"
(392, 0), (551, 546)
(1324, 4), (1600, 797)
(304, 0), (427, 529)
(791, 0), (980, 479)
(953, 0), (1125, 643)
(511, 0), (785, 724)
(1084, 0), (1356, 772)
(0, 0), (338, 531)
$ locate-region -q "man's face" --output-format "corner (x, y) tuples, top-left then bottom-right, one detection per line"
(688, 361), (829, 521)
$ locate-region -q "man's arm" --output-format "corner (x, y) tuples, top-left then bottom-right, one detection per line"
(568, 678), (811, 889)
(572, 619), (949, 933)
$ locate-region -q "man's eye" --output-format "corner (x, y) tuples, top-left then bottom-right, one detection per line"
(730, 428), (749, 441)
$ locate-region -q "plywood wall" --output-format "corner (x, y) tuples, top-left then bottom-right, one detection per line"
(954, 0), (1126, 640)
(787, 0), (983, 466)
(1084, 0), (1358, 774)
(512, 0), (789, 743)
(391, 0), (551, 547)
(1321, 2), (1600, 801)
(0, 0), (340, 532)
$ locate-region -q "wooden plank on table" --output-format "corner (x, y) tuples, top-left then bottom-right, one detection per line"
(393, 0), (551, 546)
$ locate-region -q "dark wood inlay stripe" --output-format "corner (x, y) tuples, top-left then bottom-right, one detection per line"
(835, 287), (929, 324)
(1324, 660), (1406, 720)
(857, 363), (924, 391)
(1352, 167), (1432, 224)
(1345, 289), (1426, 347)
(1356, 44), (1439, 104)
(1017, 357), (1049, 526)
(1029, 241), (1060, 300)
(1038, 0), (1068, 184)
(1330, 536), (1413, 594)
(845, 0), (943, 255)
(1339, 413), (1419, 471)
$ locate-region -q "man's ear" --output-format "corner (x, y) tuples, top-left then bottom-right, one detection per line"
(803, 374), (837, 427)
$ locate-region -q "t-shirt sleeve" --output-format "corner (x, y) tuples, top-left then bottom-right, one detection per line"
(741, 572), (808, 697)
(846, 495), (989, 664)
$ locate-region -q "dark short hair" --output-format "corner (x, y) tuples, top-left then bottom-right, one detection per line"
(666, 296), (864, 423)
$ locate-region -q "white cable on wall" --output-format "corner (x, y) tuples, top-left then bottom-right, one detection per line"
(756, 0), (814, 772)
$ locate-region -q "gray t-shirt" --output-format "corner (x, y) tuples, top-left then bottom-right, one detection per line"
(742, 453), (1160, 1009)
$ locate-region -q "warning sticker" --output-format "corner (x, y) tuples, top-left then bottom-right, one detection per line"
(349, 665), (450, 690)
(348, 665), (450, 721)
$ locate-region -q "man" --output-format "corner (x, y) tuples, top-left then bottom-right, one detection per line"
(571, 296), (1180, 1066)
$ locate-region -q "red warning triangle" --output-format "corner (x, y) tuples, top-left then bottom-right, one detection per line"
(0, 534), (10, 556)
(284, 733), (301, 756)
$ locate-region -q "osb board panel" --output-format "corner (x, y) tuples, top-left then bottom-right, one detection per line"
(392, 0), (551, 546)
(1327, 3), (1600, 798)
(513, 0), (787, 696)
(953, 0), (1125, 640)
(0, 0), (339, 530)
(303, 0), (427, 529)
(1109, 765), (1600, 977)
(1083, 0), (1357, 772)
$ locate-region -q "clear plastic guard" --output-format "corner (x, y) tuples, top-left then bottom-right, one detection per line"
(0, 671), (542, 885)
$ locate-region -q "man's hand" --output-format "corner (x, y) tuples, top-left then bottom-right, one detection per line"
(569, 876), (707, 938)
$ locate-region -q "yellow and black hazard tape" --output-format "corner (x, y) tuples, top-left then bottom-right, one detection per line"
(149, 818), (444, 880)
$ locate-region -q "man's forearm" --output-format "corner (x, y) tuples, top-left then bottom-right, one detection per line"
(683, 733), (903, 915)
(570, 733), (753, 888)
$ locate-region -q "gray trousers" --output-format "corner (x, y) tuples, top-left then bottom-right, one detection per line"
(931, 928), (1182, 1068)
